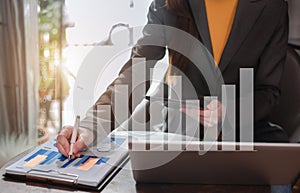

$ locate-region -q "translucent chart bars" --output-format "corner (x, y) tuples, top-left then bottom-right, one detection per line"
(96, 105), (112, 149)
(168, 76), (182, 151)
(149, 68), (165, 151)
(203, 96), (218, 151)
(114, 85), (129, 130)
(132, 58), (146, 109)
(132, 58), (147, 151)
(114, 85), (129, 147)
(185, 100), (200, 151)
(222, 85), (236, 151)
(240, 68), (254, 150)
(106, 57), (255, 152)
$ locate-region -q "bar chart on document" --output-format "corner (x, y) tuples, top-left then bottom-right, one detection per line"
(22, 148), (109, 171)
(5, 135), (128, 186)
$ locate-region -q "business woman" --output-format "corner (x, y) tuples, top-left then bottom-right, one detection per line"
(160, 0), (290, 143)
(57, 0), (289, 158)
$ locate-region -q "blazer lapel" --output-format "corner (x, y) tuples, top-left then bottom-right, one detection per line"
(188, 0), (213, 55)
(219, 0), (266, 72)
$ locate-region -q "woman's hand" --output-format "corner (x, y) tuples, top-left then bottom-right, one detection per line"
(56, 126), (93, 159)
(181, 99), (223, 127)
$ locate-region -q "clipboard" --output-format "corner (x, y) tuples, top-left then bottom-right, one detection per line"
(4, 155), (129, 191)
(3, 135), (129, 191)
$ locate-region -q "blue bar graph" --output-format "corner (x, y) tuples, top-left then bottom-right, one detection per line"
(40, 151), (60, 165)
(24, 148), (109, 169)
(59, 155), (67, 162)
(61, 158), (76, 168)
(73, 156), (90, 167)
(96, 157), (109, 165)
(24, 149), (47, 162)
(46, 152), (62, 165)
(73, 156), (109, 167)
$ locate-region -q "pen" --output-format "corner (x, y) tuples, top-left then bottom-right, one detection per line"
(68, 116), (80, 160)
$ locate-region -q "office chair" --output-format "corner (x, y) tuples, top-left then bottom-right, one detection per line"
(270, 46), (300, 143)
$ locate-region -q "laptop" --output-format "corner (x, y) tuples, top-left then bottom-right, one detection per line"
(129, 135), (300, 185)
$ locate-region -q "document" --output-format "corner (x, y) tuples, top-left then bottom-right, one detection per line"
(5, 132), (128, 188)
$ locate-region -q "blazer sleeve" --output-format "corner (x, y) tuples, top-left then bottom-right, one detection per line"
(80, 0), (167, 135)
(254, 1), (289, 123)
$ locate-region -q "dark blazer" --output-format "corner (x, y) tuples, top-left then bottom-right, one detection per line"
(82, 0), (289, 140)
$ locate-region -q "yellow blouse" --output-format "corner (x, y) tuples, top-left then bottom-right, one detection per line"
(205, 0), (238, 65)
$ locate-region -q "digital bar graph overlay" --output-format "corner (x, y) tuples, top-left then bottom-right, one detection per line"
(92, 59), (255, 151)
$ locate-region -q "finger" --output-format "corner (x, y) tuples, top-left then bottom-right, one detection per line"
(200, 110), (211, 117)
(206, 103), (213, 110)
(207, 100), (219, 110)
(202, 110), (213, 118)
(181, 108), (197, 120)
(180, 107), (186, 113)
(203, 119), (213, 128)
(59, 136), (70, 155)
(181, 107), (199, 114)
(71, 140), (87, 159)
(56, 142), (67, 157)
(218, 105), (224, 121)
(200, 118), (205, 126)
(181, 107), (212, 125)
(56, 135), (70, 157)
(203, 115), (218, 127)
(60, 126), (74, 140)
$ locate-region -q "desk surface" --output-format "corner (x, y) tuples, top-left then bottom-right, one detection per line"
(1, 149), (299, 193)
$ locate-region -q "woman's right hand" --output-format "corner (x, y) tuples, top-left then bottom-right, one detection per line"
(180, 99), (223, 128)
(56, 126), (93, 159)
